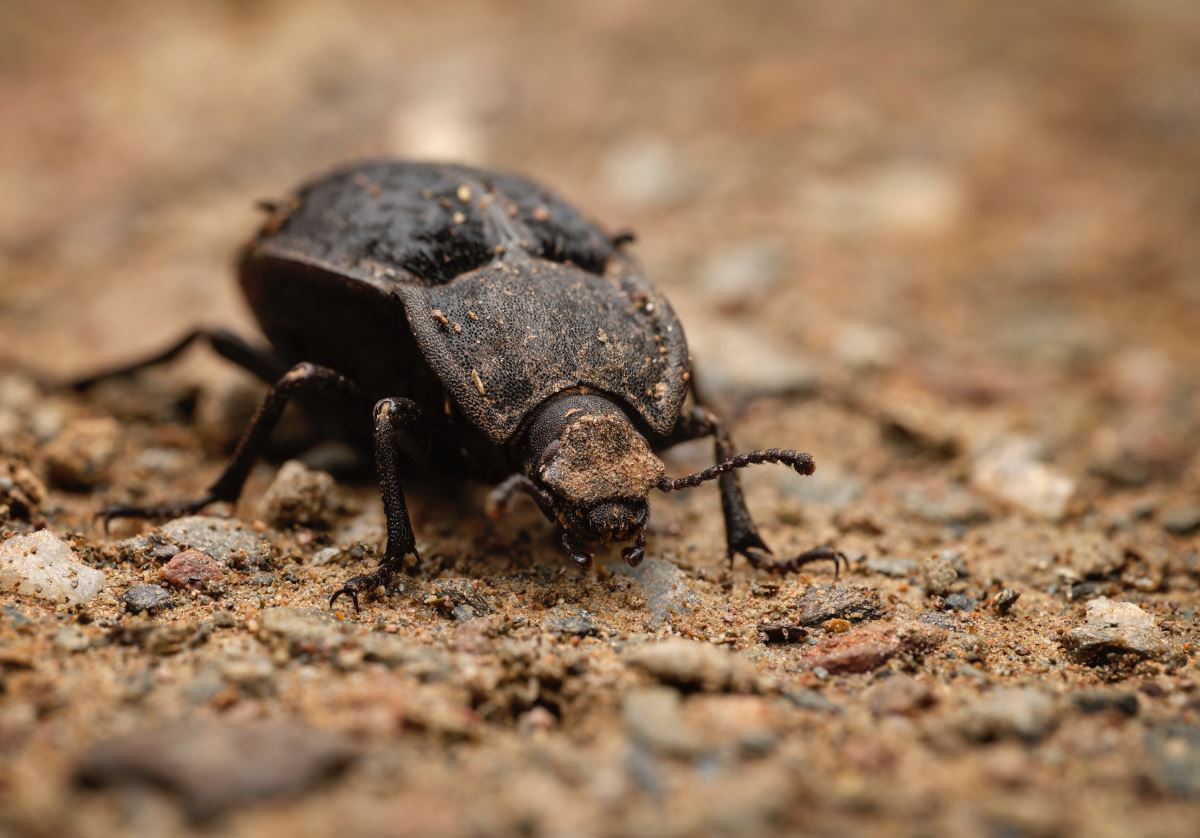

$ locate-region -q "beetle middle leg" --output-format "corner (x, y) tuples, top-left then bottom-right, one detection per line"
(330, 397), (427, 612)
(663, 405), (845, 577)
(100, 362), (358, 525)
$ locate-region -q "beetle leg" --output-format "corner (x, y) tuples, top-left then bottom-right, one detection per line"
(560, 531), (593, 571)
(70, 327), (288, 390)
(666, 405), (843, 577)
(485, 474), (556, 523)
(100, 363), (358, 527)
(330, 397), (425, 612)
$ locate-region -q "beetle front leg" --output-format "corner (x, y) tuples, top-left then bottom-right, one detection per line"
(670, 406), (844, 577)
(330, 397), (425, 612)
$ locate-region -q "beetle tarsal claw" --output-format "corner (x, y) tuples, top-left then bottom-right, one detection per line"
(739, 545), (847, 578)
(329, 570), (392, 613)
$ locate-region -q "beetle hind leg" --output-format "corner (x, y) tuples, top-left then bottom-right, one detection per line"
(330, 397), (425, 613)
(70, 327), (287, 390)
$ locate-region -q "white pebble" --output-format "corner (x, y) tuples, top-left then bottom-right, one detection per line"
(0, 530), (105, 606)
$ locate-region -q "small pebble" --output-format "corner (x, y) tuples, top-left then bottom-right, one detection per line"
(121, 584), (173, 614)
(158, 549), (223, 590)
(922, 554), (959, 596)
(1063, 597), (1167, 665)
(794, 584), (884, 626)
(261, 460), (342, 529)
(992, 588), (1020, 615)
(544, 606), (602, 638)
(311, 547), (341, 566)
(944, 593), (976, 613)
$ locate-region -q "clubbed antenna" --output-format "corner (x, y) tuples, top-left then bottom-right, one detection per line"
(655, 449), (815, 492)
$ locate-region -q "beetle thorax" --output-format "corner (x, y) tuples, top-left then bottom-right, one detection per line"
(539, 412), (664, 506)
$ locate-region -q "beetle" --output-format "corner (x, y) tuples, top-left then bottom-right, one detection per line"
(74, 161), (843, 610)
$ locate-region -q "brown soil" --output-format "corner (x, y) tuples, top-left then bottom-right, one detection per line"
(2, 2), (1199, 835)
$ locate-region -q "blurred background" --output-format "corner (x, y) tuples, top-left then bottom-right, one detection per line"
(4, 0), (1199, 388)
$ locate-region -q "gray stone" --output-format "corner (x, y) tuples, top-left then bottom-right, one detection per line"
(121, 584), (173, 614)
(0, 530), (105, 606)
(161, 516), (273, 568)
(544, 606), (602, 637)
(74, 722), (357, 822)
(311, 547), (342, 566)
(959, 687), (1059, 743)
(1059, 532), (1126, 581)
(793, 584), (883, 626)
(612, 556), (699, 626)
(431, 578), (495, 620)
(944, 593), (976, 613)
(776, 468), (863, 509)
(1063, 597), (1167, 665)
(688, 323), (820, 399)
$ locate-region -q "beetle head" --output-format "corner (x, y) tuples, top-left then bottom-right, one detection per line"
(526, 395), (663, 557)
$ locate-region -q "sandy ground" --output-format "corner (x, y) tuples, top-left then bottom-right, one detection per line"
(2, 1), (1200, 835)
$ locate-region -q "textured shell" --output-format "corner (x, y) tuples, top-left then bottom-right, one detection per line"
(242, 161), (690, 443)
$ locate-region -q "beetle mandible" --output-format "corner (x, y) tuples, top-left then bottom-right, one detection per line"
(74, 161), (844, 609)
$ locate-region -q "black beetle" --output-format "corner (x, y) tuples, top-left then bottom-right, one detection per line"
(74, 161), (843, 609)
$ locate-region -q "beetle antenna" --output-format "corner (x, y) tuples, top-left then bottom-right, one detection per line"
(656, 449), (814, 492)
